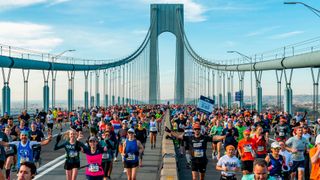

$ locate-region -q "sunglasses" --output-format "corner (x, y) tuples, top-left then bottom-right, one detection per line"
(128, 132), (134, 134)
(194, 128), (200, 131)
(273, 148), (280, 150)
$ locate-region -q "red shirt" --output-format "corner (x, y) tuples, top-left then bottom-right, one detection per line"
(252, 135), (267, 155)
(238, 138), (257, 161)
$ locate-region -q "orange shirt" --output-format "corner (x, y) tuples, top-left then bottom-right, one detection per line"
(238, 138), (256, 161)
(309, 147), (320, 180)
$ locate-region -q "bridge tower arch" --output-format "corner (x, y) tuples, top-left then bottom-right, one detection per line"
(149, 4), (184, 104)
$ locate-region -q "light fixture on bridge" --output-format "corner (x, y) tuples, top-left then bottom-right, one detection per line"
(284, 1), (320, 18)
(227, 50), (253, 111)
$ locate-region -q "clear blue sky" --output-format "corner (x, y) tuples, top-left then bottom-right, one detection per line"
(0, 0), (319, 101)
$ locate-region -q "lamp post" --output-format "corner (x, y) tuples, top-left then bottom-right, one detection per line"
(284, 2), (320, 18)
(51, 49), (75, 109)
(227, 51), (253, 111)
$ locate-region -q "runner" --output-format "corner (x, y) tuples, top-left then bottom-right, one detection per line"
(237, 129), (257, 175)
(241, 159), (276, 180)
(0, 130), (52, 169)
(81, 136), (104, 180)
(167, 122), (225, 180)
(149, 115), (158, 149)
(100, 130), (115, 180)
(54, 129), (85, 180)
(29, 122), (45, 168)
(265, 142), (287, 180)
(46, 110), (54, 134)
(17, 161), (37, 180)
(310, 134), (320, 180)
(285, 126), (309, 180)
(209, 119), (223, 160)
(135, 121), (147, 167)
(122, 128), (144, 180)
(216, 145), (240, 180)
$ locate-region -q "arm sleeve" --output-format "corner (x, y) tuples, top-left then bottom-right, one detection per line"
(54, 141), (65, 150)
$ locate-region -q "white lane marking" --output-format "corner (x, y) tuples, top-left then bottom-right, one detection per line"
(37, 154), (65, 173)
(34, 160), (65, 179)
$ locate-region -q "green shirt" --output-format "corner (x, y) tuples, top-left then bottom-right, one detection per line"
(235, 125), (246, 142)
(210, 126), (223, 136)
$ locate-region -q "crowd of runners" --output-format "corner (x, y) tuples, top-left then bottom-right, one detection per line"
(166, 105), (320, 180)
(0, 105), (166, 180)
(0, 104), (318, 180)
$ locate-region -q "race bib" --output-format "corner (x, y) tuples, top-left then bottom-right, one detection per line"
(150, 127), (157, 132)
(279, 132), (285, 136)
(127, 153), (136, 161)
(102, 153), (109, 159)
(244, 145), (252, 153)
(69, 151), (78, 158)
(20, 157), (30, 163)
(88, 164), (99, 172)
(194, 149), (204, 157)
(5, 147), (14, 154)
(257, 146), (264, 152)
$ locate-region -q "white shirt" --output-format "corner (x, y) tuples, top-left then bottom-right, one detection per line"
(279, 149), (293, 165)
(217, 154), (241, 176)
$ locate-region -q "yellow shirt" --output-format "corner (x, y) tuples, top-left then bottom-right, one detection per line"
(309, 147), (320, 180)
(52, 110), (58, 119)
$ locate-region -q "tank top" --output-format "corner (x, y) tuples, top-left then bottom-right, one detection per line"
(111, 120), (121, 134)
(268, 153), (283, 176)
(149, 121), (157, 132)
(17, 141), (33, 168)
(85, 153), (104, 176)
(124, 139), (139, 164)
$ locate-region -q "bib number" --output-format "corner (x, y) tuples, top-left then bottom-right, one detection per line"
(102, 153), (109, 159)
(88, 164), (99, 172)
(194, 149), (204, 157)
(150, 127), (157, 132)
(257, 146), (264, 152)
(279, 132), (285, 136)
(244, 145), (252, 153)
(127, 153), (136, 161)
(69, 151), (78, 158)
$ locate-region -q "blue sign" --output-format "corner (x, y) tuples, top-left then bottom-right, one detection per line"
(197, 95), (214, 114)
(235, 91), (243, 101)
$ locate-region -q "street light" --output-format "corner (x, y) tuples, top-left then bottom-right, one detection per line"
(284, 2), (320, 18)
(51, 49), (75, 109)
(52, 49), (76, 62)
(227, 51), (253, 111)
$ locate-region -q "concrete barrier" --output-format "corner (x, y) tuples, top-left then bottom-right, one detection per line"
(160, 110), (178, 180)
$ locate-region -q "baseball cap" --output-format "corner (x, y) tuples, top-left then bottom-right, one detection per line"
(315, 134), (320, 145)
(193, 123), (201, 129)
(243, 129), (251, 135)
(128, 128), (135, 134)
(271, 142), (281, 149)
(89, 136), (98, 142)
(20, 131), (29, 135)
(122, 120), (128, 124)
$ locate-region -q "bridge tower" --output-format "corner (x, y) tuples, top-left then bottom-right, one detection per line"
(149, 4), (184, 104)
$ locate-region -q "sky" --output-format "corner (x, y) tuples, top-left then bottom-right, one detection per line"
(0, 0), (319, 102)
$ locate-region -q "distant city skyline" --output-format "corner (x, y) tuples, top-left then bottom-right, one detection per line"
(0, 0), (319, 101)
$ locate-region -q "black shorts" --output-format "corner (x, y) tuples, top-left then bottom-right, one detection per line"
(191, 160), (208, 173)
(64, 161), (80, 170)
(0, 160), (4, 169)
(123, 161), (139, 169)
(241, 160), (254, 172)
(101, 161), (112, 177)
(213, 140), (222, 144)
(150, 131), (157, 135)
(58, 119), (63, 123)
(47, 123), (53, 129)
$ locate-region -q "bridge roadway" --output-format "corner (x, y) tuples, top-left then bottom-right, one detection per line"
(32, 129), (163, 180)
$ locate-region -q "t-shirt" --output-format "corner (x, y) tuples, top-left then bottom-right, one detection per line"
(309, 147), (320, 180)
(217, 155), (241, 176)
(238, 138), (256, 161)
(285, 136), (308, 161)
